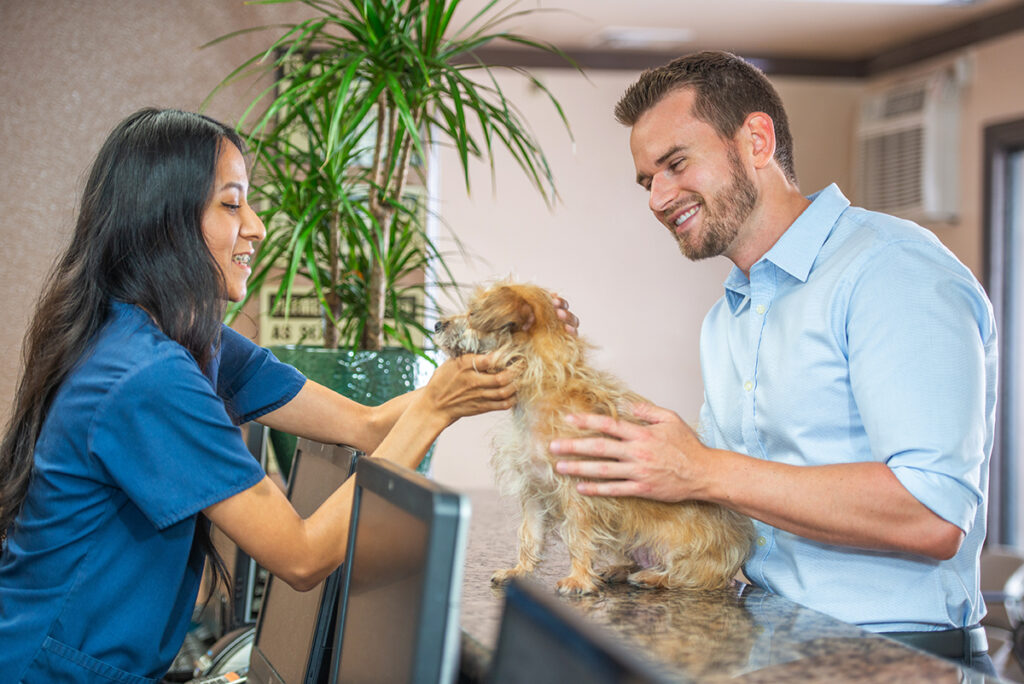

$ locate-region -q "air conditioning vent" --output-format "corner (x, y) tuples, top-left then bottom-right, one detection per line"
(881, 88), (926, 118)
(860, 126), (924, 212)
(855, 65), (965, 223)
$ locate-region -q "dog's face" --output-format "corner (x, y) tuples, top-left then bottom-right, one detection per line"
(434, 282), (567, 359)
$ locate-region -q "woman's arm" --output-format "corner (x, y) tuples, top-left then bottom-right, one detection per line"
(206, 352), (516, 589)
(256, 292), (579, 453)
(205, 475), (354, 591)
(213, 294), (579, 587)
(255, 379), (416, 454)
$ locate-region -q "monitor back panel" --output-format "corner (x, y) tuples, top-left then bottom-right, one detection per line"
(247, 439), (360, 684)
(487, 578), (672, 684)
(330, 457), (470, 684)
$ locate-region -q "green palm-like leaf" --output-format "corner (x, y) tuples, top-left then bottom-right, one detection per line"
(208, 0), (578, 352)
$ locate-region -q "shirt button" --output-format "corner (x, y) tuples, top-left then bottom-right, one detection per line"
(757, 536), (767, 546)
(744, 381), (753, 392)
(755, 304), (766, 315)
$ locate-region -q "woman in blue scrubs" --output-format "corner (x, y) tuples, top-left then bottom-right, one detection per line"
(0, 108), (547, 683)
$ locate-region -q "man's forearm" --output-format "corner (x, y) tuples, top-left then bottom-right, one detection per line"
(706, 451), (964, 560)
(551, 408), (965, 562)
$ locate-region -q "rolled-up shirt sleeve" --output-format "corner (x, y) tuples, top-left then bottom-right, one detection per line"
(845, 241), (995, 533)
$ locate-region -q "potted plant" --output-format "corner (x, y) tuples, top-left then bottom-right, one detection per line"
(205, 0), (574, 471)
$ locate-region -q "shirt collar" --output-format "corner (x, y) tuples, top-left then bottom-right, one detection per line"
(763, 183), (849, 282)
(723, 268), (750, 313)
(722, 184), (850, 313)
(110, 298), (146, 323)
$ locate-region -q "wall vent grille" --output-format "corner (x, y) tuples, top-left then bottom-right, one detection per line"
(855, 65), (965, 223)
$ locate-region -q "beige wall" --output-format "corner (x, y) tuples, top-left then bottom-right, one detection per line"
(1, 2), (1022, 492)
(0, 0), (301, 421)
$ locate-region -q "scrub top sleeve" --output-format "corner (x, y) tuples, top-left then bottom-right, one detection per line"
(217, 325), (306, 424)
(89, 350), (266, 530)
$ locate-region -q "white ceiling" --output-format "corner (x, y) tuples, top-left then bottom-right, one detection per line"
(464, 0), (1023, 61)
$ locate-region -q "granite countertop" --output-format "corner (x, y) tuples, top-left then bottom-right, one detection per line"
(458, 491), (1000, 683)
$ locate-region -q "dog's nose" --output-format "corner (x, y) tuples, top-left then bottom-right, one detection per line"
(434, 320), (448, 333)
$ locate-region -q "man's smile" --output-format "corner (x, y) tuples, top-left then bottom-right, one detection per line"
(668, 202), (700, 235)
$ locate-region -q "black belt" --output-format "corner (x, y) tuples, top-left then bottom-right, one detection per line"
(882, 624), (988, 663)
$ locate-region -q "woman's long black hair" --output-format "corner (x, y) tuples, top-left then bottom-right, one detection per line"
(0, 109), (247, 590)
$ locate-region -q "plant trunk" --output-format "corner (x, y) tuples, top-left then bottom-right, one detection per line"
(362, 266), (387, 351)
(362, 99), (423, 351)
(324, 209), (342, 348)
(362, 98), (395, 351)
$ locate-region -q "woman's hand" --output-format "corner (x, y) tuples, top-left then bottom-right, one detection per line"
(421, 352), (518, 425)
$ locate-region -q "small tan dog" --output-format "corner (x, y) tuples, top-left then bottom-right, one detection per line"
(435, 281), (754, 594)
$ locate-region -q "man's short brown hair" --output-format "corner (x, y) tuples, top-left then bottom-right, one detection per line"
(615, 51), (797, 184)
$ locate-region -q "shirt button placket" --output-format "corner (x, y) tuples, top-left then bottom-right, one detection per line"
(740, 306), (760, 452)
(742, 264), (775, 460)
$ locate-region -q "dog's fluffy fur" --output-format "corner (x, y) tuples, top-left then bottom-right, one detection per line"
(436, 281), (754, 594)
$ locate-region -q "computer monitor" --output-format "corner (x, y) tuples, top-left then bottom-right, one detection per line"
(328, 457), (470, 684)
(247, 439), (361, 684)
(487, 578), (673, 684)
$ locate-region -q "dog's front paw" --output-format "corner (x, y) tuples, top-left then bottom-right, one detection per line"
(598, 563), (640, 584)
(555, 575), (601, 595)
(491, 567), (528, 585)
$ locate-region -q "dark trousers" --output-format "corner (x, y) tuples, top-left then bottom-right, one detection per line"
(882, 624), (995, 676)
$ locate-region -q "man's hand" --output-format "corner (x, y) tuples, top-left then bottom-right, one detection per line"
(521, 292), (580, 335)
(550, 402), (710, 502)
(550, 292), (580, 335)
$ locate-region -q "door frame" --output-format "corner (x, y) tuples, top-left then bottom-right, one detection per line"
(983, 117), (1024, 545)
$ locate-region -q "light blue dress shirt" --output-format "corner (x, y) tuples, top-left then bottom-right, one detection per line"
(698, 184), (997, 632)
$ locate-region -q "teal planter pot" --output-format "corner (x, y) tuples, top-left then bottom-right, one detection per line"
(268, 346), (434, 478)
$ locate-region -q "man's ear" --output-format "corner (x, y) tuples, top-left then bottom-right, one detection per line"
(742, 112), (777, 170)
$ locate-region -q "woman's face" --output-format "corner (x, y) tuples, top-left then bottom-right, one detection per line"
(202, 141), (265, 302)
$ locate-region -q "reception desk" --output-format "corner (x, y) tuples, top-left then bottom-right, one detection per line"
(458, 492), (1000, 682)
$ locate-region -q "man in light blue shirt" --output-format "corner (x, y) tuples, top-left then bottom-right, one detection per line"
(551, 51), (996, 673)
(701, 181), (994, 632)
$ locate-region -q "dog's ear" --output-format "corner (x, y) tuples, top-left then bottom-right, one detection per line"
(473, 283), (566, 337)
(472, 285), (534, 334)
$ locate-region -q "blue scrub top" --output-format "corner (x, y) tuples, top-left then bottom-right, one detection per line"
(0, 301), (306, 683)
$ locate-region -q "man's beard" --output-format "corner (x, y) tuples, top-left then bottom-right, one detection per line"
(675, 146), (758, 261)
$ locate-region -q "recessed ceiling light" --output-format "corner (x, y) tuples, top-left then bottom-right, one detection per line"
(596, 26), (696, 50)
